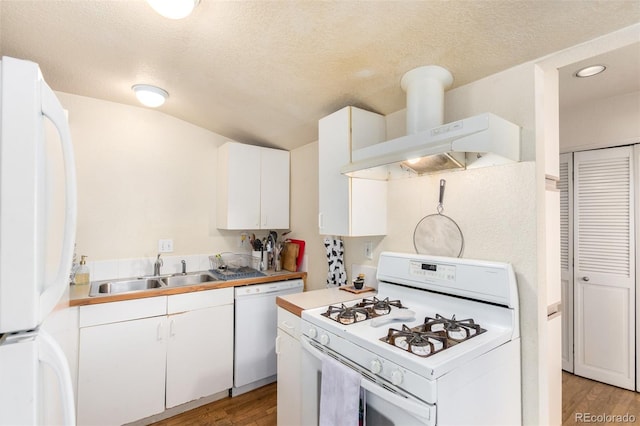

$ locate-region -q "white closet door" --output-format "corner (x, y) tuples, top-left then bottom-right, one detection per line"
(559, 153), (573, 373)
(574, 146), (635, 390)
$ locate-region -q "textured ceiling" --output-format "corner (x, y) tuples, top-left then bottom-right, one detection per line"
(1, 0), (639, 150)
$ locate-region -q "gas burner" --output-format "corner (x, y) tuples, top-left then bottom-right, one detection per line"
(321, 304), (370, 325)
(357, 297), (406, 316)
(423, 314), (486, 342)
(381, 324), (448, 357)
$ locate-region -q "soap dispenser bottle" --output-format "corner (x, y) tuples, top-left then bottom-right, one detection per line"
(75, 255), (91, 285)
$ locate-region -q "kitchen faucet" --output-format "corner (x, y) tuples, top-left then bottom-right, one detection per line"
(266, 233), (276, 269)
(153, 253), (163, 276)
(181, 259), (187, 275)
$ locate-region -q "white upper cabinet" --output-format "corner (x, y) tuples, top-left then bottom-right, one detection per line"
(260, 147), (290, 229)
(217, 142), (290, 230)
(318, 106), (387, 236)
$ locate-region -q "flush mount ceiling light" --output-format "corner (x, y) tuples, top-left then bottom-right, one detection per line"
(146, 0), (200, 19)
(132, 84), (169, 108)
(574, 64), (607, 78)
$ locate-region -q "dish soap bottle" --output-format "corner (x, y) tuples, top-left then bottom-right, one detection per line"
(75, 255), (90, 285)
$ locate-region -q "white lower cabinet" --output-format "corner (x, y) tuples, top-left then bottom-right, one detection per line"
(276, 307), (301, 426)
(166, 290), (234, 408)
(77, 288), (234, 425)
(77, 301), (167, 426)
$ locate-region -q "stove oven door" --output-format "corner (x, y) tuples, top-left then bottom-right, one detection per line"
(301, 336), (435, 426)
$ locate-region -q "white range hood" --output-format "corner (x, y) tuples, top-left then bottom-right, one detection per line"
(340, 66), (521, 180)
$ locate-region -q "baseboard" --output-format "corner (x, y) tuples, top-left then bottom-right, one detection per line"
(126, 389), (230, 425)
(231, 375), (277, 397)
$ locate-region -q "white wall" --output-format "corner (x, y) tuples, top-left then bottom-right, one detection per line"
(57, 92), (249, 268)
(289, 141), (326, 288)
(560, 90), (640, 152)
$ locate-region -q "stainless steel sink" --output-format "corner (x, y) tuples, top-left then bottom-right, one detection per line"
(89, 278), (166, 297)
(162, 273), (217, 287)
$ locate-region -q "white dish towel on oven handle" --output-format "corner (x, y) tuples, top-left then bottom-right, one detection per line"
(301, 337), (434, 425)
(319, 354), (360, 426)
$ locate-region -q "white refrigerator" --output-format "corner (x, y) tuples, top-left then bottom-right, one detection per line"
(0, 56), (77, 425)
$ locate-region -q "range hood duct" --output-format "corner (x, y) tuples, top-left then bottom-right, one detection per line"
(341, 65), (521, 180)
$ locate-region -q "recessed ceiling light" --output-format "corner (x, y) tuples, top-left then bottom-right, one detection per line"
(146, 0), (200, 19)
(132, 84), (169, 108)
(574, 65), (606, 78)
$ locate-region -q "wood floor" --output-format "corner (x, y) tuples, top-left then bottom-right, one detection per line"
(562, 372), (640, 425)
(150, 373), (639, 425)
(150, 383), (277, 426)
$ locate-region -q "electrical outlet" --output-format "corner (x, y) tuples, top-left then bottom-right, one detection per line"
(364, 241), (373, 260)
(239, 232), (248, 248)
(158, 239), (174, 253)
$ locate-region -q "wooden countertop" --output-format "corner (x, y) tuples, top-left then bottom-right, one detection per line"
(276, 287), (375, 317)
(70, 271), (307, 306)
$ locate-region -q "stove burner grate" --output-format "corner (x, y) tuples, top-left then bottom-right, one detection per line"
(380, 313), (487, 357)
(321, 304), (370, 325)
(357, 297), (406, 316)
(321, 297), (407, 325)
(382, 324), (448, 357)
(423, 314), (486, 342)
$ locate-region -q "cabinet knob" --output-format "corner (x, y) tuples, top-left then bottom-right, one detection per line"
(582, 276), (590, 282)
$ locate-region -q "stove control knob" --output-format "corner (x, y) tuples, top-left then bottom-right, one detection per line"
(391, 370), (404, 386)
(370, 359), (382, 374)
(308, 328), (317, 339)
(320, 334), (330, 345)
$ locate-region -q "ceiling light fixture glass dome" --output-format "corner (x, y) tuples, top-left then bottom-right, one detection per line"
(146, 0), (200, 19)
(132, 84), (169, 108)
(574, 64), (606, 78)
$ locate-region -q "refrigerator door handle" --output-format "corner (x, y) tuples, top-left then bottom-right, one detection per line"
(37, 329), (75, 426)
(39, 80), (78, 318)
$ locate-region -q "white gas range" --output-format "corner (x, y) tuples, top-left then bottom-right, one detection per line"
(300, 252), (521, 425)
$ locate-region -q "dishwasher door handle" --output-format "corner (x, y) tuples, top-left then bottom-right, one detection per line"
(235, 283), (303, 298)
(235, 289), (282, 298)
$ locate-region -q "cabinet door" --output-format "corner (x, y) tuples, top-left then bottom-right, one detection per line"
(318, 107), (351, 236)
(574, 146), (635, 390)
(276, 329), (302, 426)
(217, 142), (261, 229)
(77, 316), (167, 426)
(261, 148), (290, 229)
(318, 106), (387, 236)
(166, 304), (233, 408)
(351, 178), (387, 236)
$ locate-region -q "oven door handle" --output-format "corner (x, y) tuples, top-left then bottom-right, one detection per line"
(301, 337), (435, 425)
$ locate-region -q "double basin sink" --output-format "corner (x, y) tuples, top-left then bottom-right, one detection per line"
(89, 272), (218, 297)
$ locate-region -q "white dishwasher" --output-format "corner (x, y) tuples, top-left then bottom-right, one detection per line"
(232, 279), (303, 396)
